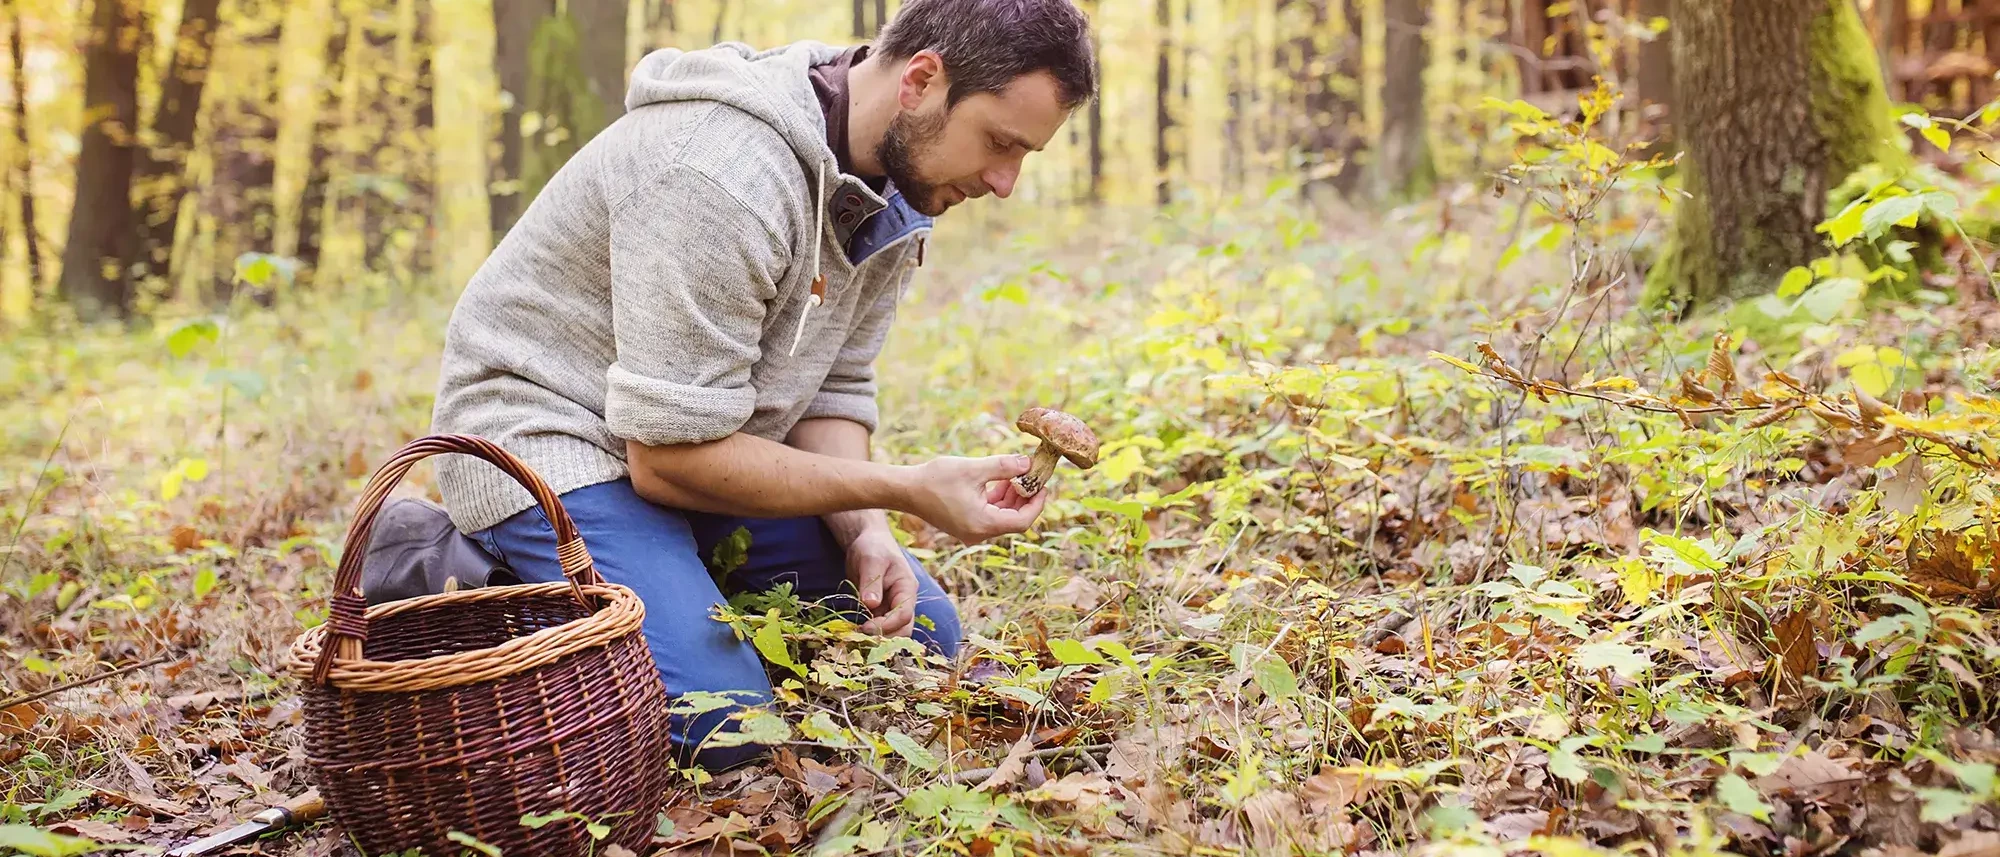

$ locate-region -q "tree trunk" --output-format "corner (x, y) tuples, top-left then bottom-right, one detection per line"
(204, 0), (282, 303)
(1155, 0), (1172, 206)
(6, 0), (39, 287)
(1645, 0), (1907, 308)
(1635, 0), (1672, 149)
(1377, 0), (1435, 200)
(130, 0), (223, 291)
(294, 8), (353, 277)
(853, 0), (866, 36)
(573, 0), (627, 134)
(1087, 0), (1103, 202)
(59, 0), (143, 320)
(491, 0), (553, 236)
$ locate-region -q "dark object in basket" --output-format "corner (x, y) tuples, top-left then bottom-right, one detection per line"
(357, 495), (517, 604)
(284, 435), (671, 857)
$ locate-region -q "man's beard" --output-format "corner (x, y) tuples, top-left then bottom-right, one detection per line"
(875, 106), (953, 217)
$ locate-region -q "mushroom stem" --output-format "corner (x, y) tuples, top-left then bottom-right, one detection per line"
(1014, 441), (1062, 496)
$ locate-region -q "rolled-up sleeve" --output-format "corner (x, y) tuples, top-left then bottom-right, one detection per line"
(604, 164), (783, 446)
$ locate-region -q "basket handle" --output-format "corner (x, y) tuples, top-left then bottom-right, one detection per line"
(310, 434), (601, 684)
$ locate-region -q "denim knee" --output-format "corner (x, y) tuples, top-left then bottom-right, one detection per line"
(907, 552), (963, 660)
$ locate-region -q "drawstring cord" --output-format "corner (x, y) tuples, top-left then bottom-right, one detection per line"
(788, 160), (827, 357)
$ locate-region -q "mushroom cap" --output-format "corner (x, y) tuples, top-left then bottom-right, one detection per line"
(1016, 407), (1100, 468)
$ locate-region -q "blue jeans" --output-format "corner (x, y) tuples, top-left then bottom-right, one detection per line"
(472, 478), (962, 770)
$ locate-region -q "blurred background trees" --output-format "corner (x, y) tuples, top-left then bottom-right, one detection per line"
(7, 0), (1995, 325)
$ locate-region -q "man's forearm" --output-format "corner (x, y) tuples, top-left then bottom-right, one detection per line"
(785, 417), (893, 546)
(625, 432), (916, 519)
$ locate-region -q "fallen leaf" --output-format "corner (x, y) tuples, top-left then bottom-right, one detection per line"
(603, 847), (639, 857)
(0, 702), (44, 737)
(171, 525), (202, 552)
(1771, 609), (1818, 685)
(1106, 739), (1153, 781)
(50, 818), (137, 842)
(1373, 636), (1407, 655)
(1485, 809), (1549, 840)
(756, 813), (805, 849)
(1302, 766), (1377, 815)
(1906, 530), (1986, 600)
(1881, 454), (1929, 515)
(1021, 772), (1113, 811)
(1842, 434), (1905, 468)
(1941, 831), (2000, 857)
(1242, 790), (1307, 853)
(974, 734), (1036, 792)
(1753, 748), (1861, 797)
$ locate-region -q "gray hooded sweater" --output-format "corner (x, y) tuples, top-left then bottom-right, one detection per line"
(429, 40), (933, 534)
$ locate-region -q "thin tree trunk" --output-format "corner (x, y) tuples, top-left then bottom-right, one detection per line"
(1647, 0), (1908, 307)
(874, 0), (886, 33)
(1087, 0), (1103, 202)
(203, 0), (282, 303)
(574, 0), (627, 134)
(1155, 0), (1172, 206)
(1635, 0), (1672, 149)
(1377, 0), (1435, 199)
(6, 0), (38, 287)
(294, 9), (352, 276)
(132, 0), (223, 289)
(59, 0), (143, 319)
(853, 0), (866, 36)
(492, 0), (553, 236)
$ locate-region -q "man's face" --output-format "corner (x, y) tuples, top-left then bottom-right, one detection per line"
(876, 65), (1070, 217)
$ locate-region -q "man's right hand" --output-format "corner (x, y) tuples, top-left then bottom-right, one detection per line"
(907, 454), (1051, 543)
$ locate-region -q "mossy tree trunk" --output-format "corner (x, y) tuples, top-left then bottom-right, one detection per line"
(1377, 0), (1435, 201)
(516, 0), (627, 211)
(1646, 0), (1908, 310)
(492, 0), (555, 236)
(59, 0), (144, 320)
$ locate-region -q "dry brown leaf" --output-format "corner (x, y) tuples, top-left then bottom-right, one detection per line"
(171, 525), (202, 552)
(1242, 790), (1307, 854)
(1105, 739), (1153, 781)
(1706, 333), (1738, 395)
(974, 734), (1036, 792)
(1843, 434), (1906, 468)
(1941, 831), (2000, 857)
(1771, 609), (1819, 685)
(50, 818), (138, 842)
(1486, 810), (1550, 841)
(1302, 766), (1377, 815)
(756, 814), (805, 849)
(602, 846), (638, 857)
(1880, 454), (1929, 515)
(1753, 748), (1861, 797)
(1021, 772), (1113, 811)
(0, 702), (44, 737)
(1907, 530), (1986, 599)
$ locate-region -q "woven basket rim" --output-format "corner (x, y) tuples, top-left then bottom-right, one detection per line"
(284, 581), (648, 693)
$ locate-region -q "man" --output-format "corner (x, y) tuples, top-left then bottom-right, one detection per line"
(427, 0), (1097, 770)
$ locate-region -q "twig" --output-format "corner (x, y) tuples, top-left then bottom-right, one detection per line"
(946, 744), (1114, 785)
(1359, 595), (1422, 648)
(854, 760), (909, 800)
(0, 653), (178, 709)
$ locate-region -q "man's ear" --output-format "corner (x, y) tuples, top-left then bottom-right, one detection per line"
(897, 49), (947, 111)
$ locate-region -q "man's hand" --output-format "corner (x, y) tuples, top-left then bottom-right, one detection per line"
(907, 454), (1051, 544)
(844, 529), (917, 636)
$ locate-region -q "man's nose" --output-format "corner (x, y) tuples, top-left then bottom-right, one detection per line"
(983, 163), (1019, 199)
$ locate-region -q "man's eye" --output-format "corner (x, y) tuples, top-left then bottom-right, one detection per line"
(990, 137), (1008, 153)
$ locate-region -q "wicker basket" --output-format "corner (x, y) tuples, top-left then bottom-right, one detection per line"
(284, 434), (671, 857)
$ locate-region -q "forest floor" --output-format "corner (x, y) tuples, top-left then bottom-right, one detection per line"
(6, 142), (2000, 856)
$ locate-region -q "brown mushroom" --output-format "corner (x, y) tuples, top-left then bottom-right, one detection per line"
(1012, 407), (1099, 497)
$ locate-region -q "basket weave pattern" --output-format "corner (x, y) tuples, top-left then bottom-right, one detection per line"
(284, 435), (671, 856)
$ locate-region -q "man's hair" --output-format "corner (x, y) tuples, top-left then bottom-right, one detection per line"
(874, 0), (1097, 110)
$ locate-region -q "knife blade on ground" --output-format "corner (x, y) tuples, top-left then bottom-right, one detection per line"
(165, 789), (324, 857)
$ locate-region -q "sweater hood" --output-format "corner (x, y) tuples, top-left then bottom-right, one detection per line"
(625, 40), (845, 177)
